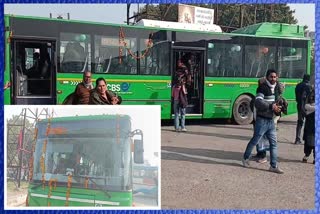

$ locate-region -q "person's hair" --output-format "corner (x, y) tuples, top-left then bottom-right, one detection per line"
(303, 74), (310, 81)
(258, 77), (266, 86)
(177, 59), (185, 66)
(117, 96), (122, 104)
(33, 52), (40, 59)
(266, 69), (277, 77)
(83, 71), (91, 76)
(95, 77), (106, 87)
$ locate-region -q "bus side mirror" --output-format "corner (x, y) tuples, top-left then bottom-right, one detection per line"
(134, 139), (144, 164)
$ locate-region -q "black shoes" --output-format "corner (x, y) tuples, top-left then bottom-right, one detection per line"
(294, 139), (302, 144)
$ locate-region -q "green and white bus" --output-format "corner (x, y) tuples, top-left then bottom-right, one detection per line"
(27, 114), (144, 207)
(4, 15), (311, 124)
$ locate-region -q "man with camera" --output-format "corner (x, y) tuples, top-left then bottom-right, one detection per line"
(250, 77), (287, 164)
(242, 69), (284, 174)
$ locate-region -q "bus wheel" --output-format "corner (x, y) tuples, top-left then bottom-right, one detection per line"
(233, 95), (253, 125)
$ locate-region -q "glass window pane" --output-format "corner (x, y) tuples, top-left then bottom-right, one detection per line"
(60, 32), (91, 73)
(140, 31), (170, 75)
(244, 38), (276, 78)
(278, 40), (307, 78)
(17, 44), (52, 96)
(94, 35), (137, 74)
(207, 39), (243, 77)
(34, 138), (131, 191)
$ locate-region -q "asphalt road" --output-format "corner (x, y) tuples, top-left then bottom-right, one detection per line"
(161, 114), (315, 209)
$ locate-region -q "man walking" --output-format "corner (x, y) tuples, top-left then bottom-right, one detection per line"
(294, 74), (312, 144)
(250, 77), (285, 164)
(242, 69), (283, 174)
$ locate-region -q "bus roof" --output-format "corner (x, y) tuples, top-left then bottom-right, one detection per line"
(6, 14), (308, 40)
(135, 19), (223, 33)
(38, 114), (131, 123)
(232, 22), (306, 38)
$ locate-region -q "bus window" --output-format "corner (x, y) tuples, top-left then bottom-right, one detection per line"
(244, 38), (276, 77)
(207, 38), (243, 77)
(278, 39), (307, 79)
(60, 32), (91, 73)
(139, 32), (170, 75)
(15, 47), (28, 96)
(34, 137), (131, 190)
(25, 48), (40, 69)
(94, 35), (137, 74)
(14, 43), (53, 97)
(139, 40), (170, 75)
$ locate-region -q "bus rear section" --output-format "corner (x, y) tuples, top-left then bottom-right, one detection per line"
(27, 115), (143, 207)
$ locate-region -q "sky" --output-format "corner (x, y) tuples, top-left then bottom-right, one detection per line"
(4, 105), (161, 166)
(4, 3), (315, 31)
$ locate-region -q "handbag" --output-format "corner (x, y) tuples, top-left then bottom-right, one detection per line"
(257, 135), (270, 152)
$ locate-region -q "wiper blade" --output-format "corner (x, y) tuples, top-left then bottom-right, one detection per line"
(88, 177), (111, 198)
(70, 175), (112, 198)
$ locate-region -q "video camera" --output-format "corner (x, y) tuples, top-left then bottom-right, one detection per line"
(274, 96), (288, 116)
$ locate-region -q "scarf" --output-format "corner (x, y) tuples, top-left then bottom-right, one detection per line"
(266, 80), (277, 94)
(84, 82), (93, 90)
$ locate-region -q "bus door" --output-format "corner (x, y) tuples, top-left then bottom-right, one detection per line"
(12, 39), (56, 104)
(172, 49), (204, 115)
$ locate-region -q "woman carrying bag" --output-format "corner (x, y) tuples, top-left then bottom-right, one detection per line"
(172, 78), (188, 132)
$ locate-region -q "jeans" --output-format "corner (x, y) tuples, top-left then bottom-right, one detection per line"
(244, 116), (278, 168)
(173, 100), (186, 130)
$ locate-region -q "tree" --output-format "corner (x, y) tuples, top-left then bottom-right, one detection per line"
(134, 4), (178, 22)
(134, 4), (298, 32)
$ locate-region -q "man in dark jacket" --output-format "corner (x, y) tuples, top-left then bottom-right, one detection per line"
(294, 74), (312, 144)
(242, 69), (283, 174)
(250, 77), (285, 164)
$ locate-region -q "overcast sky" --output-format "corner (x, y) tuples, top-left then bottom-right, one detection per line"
(4, 3), (315, 31)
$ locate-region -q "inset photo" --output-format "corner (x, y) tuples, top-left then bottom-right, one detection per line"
(4, 105), (160, 209)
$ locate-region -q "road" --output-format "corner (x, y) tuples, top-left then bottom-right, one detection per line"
(161, 114), (314, 209)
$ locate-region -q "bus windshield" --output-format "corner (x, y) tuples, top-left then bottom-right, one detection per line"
(32, 136), (132, 191)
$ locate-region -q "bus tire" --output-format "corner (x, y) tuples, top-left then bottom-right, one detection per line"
(233, 94), (253, 125)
